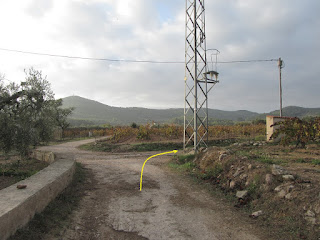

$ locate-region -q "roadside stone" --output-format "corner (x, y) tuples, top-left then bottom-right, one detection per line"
(240, 173), (248, 180)
(250, 210), (263, 219)
(265, 174), (273, 185)
(236, 190), (248, 199)
(282, 175), (295, 181)
(274, 183), (294, 194)
(306, 210), (316, 218)
(219, 154), (228, 162)
(274, 185), (283, 192)
(277, 189), (287, 198)
(233, 168), (242, 178)
(285, 193), (293, 200)
(287, 185), (294, 192)
(272, 164), (288, 175)
(305, 210), (317, 225)
(305, 216), (317, 225)
(229, 180), (236, 189)
(253, 143), (259, 146)
(248, 164), (252, 170)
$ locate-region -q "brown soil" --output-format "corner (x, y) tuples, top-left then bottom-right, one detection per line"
(35, 138), (274, 240)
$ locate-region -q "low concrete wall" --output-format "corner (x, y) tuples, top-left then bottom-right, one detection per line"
(0, 158), (75, 240)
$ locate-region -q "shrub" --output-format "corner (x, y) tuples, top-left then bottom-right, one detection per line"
(137, 125), (150, 140)
(271, 117), (320, 148)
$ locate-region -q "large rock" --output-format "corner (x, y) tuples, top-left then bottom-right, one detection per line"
(219, 154), (228, 162)
(240, 173), (248, 180)
(274, 184), (294, 195)
(233, 168), (243, 178)
(250, 210), (263, 219)
(305, 210), (317, 225)
(272, 164), (288, 175)
(229, 180), (236, 189)
(277, 189), (287, 198)
(282, 175), (295, 181)
(285, 193), (293, 200)
(236, 190), (248, 199)
(265, 174), (273, 185)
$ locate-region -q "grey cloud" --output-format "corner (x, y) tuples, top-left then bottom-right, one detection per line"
(1, 0), (319, 113)
(26, 0), (54, 18)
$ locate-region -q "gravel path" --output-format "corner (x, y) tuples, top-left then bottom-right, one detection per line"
(39, 138), (270, 240)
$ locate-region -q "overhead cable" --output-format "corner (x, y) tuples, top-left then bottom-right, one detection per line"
(0, 47), (278, 64)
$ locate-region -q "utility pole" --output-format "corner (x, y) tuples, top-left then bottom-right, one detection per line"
(184, 0), (218, 153)
(278, 58), (284, 117)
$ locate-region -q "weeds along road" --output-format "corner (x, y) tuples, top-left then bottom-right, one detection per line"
(39, 138), (269, 240)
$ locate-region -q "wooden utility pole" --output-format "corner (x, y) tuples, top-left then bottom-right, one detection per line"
(278, 58), (283, 117)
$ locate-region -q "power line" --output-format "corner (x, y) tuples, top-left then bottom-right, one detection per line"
(218, 59), (277, 63)
(0, 48), (183, 64)
(0, 47), (278, 64)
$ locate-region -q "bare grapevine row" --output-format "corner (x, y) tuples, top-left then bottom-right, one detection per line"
(63, 124), (266, 142)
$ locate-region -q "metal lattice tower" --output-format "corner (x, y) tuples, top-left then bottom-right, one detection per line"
(184, 0), (219, 152)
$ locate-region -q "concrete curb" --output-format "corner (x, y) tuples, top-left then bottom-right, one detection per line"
(0, 156), (75, 240)
(31, 150), (56, 164)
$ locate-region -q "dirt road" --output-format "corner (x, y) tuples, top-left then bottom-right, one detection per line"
(39, 139), (270, 240)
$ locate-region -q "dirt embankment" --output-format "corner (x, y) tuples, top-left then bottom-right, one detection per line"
(192, 142), (320, 239)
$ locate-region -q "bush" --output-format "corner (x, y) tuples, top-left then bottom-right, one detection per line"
(271, 117), (320, 148)
(137, 125), (150, 140)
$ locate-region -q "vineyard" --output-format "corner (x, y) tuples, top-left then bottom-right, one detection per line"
(62, 123), (266, 143)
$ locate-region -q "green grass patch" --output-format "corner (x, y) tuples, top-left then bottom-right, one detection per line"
(80, 141), (183, 152)
(311, 159), (320, 165)
(169, 161), (197, 171)
(236, 150), (278, 165)
(254, 156), (276, 164)
(169, 154), (196, 173)
(200, 163), (223, 180)
(9, 163), (87, 240)
(174, 154), (195, 164)
(130, 142), (182, 152)
(296, 158), (307, 163)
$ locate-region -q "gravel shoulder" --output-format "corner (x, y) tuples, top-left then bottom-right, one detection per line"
(39, 138), (272, 240)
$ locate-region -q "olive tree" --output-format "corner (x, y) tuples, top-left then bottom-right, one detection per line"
(0, 68), (73, 158)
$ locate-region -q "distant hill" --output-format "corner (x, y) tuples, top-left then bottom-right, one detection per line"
(61, 96), (320, 126)
(267, 106), (320, 118)
(255, 106), (320, 120)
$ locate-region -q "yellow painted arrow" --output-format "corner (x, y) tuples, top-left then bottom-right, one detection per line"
(140, 150), (178, 191)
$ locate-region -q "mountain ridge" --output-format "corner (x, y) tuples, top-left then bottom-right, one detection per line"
(62, 96), (320, 126)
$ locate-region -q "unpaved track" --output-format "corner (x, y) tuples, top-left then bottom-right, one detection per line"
(39, 139), (270, 240)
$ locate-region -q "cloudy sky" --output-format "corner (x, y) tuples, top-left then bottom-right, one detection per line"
(0, 0), (319, 113)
